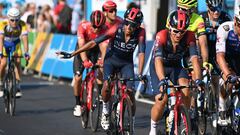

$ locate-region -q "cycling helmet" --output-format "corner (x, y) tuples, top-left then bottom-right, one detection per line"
(102, 1), (117, 11)
(90, 10), (106, 28)
(7, 7), (20, 19)
(169, 10), (190, 30)
(206, 0), (222, 7)
(124, 7), (143, 26)
(177, 0), (197, 9)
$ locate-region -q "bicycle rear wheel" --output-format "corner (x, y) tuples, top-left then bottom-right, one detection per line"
(176, 104), (191, 135)
(208, 84), (218, 135)
(120, 97), (133, 135)
(90, 81), (102, 132)
(80, 80), (88, 129)
(4, 70), (16, 116)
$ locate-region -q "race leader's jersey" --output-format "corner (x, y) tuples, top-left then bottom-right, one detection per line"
(216, 21), (240, 75)
(200, 11), (232, 61)
(166, 12), (206, 37)
(152, 29), (198, 67)
(94, 23), (146, 61)
(0, 20), (28, 42)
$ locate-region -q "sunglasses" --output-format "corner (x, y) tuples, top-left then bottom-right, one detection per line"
(208, 5), (222, 12)
(108, 9), (117, 13)
(10, 19), (19, 22)
(178, 7), (192, 14)
(124, 20), (138, 28)
(171, 28), (186, 34)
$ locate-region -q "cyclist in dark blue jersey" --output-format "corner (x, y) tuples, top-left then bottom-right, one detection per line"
(57, 7), (146, 131)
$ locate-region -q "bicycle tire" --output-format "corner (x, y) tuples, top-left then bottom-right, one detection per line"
(109, 98), (119, 135)
(230, 95), (240, 134)
(208, 84), (218, 135)
(3, 79), (9, 114)
(4, 69), (16, 116)
(120, 97), (133, 135)
(80, 80), (88, 129)
(176, 104), (191, 135)
(90, 81), (101, 132)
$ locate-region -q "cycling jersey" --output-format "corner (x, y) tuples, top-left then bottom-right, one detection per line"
(150, 29), (197, 92)
(0, 20), (28, 56)
(166, 12), (206, 37)
(94, 23), (146, 88)
(216, 21), (240, 75)
(105, 16), (123, 29)
(152, 30), (198, 67)
(73, 21), (108, 75)
(200, 11), (232, 74)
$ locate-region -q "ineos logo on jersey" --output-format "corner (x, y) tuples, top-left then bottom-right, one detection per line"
(114, 41), (136, 52)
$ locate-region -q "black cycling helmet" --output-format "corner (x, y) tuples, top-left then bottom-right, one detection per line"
(206, 0), (222, 7)
(90, 10), (106, 28)
(169, 10), (190, 30)
(124, 7), (143, 27)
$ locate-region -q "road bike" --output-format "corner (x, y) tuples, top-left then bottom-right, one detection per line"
(107, 73), (147, 135)
(79, 65), (102, 132)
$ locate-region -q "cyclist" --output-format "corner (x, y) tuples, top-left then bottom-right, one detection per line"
(102, 0), (123, 29)
(58, 7), (146, 131)
(167, 0), (209, 67)
(72, 10), (107, 117)
(215, 5), (240, 126)
(149, 10), (204, 135)
(0, 8), (30, 98)
(199, 0), (232, 125)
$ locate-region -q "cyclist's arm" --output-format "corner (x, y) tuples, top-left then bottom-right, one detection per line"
(78, 38), (89, 61)
(0, 34), (4, 54)
(138, 29), (146, 75)
(21, 35), (29, 54)
(216, 24), (231, 79)
(198, 34), (208, 63)
(153, 42), (165, 80)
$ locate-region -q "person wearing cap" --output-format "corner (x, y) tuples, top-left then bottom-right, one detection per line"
(71, 10), (108, 117)
(0, 7), (30, 98)
(149, 10), (203, 135)
(57, 7), (146, 132)
(102, 0), (123, 29)
(215, 1), (240, 126)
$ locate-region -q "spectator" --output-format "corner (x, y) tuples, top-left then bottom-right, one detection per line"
(37, 12), (51, 33)
(21, 2), (36, 31)
(0, 2), (6, 21)
(53, 0), (72, 34)
(71, 0), (83, 34)
(41, 4), (55, 32)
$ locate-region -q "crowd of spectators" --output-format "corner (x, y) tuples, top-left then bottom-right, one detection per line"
(0, 0), (84, 35)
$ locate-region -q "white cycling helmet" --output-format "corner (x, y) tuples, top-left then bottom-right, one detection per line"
(234, 0), (240, 19)
(7, 8), (20, 19)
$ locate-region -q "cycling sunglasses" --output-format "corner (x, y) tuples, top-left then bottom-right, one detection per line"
(124, 20), (138, 29)
(208, 5), (222, 12)
(171, 28), (186, 34)
(178, 7), (192, 14)
(10, 18), (19, 22)
(108, 9), (117, 13)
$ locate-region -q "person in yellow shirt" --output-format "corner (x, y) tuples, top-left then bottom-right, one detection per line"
(0, 8), (30, 98)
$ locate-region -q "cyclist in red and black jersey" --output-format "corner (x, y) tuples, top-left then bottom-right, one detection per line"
(149, 10), (204, 135)
(102, 0), (123, 29)
(72, 10), (108, 117)
(58, 8), (146, 131)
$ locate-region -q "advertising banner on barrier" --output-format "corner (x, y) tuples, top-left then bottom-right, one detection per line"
(28, 32), (53, 72)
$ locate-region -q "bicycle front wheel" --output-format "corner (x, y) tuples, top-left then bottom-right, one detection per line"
(120, 97), (133, 135)
(176, 104), (191, 135)
(4, 70), (16, 116)
(90, 81), (102, 132)
(80, 80), (88, 129)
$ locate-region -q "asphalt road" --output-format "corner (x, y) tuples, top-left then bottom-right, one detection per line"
(0, 75), (214, 135)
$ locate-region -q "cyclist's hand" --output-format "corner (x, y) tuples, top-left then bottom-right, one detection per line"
(227, 74), (238, 84)
(24, 52), (30, 61)
(96, 58), (103, 67)
(138, 74), (147, 84)
(203, 62), (213, 72)
(158, 79), (167, 100)
(83, 60), (93, 68)
(195, 79), (205, 91)
(56, 51), (72, 59)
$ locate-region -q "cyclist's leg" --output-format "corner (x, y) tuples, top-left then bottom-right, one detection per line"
(0, 57), (7, 97)
(73, 54), (84, 117)
(149, 62), (169, 135)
